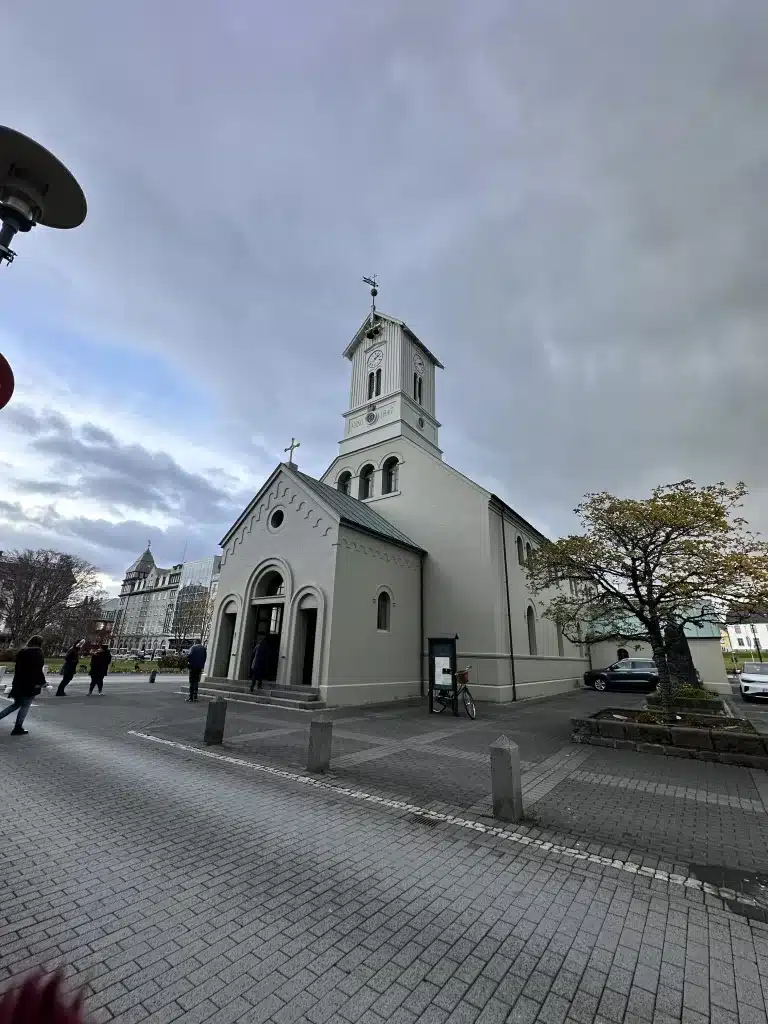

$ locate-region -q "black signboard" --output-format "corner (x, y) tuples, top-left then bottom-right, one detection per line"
(428, 635), (458, 715)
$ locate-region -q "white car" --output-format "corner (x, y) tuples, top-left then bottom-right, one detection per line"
(740, 662), (768, 701)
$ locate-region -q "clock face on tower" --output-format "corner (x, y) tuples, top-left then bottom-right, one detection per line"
(413, 353), (425, 376)
(367, 349), (384, 369)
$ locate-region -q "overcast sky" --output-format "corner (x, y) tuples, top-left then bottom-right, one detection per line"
(2, 0), (768, 593)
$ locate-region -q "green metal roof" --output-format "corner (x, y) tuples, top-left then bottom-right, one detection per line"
(293, 469), (425, 553)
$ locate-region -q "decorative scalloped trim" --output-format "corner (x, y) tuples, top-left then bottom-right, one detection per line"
(334, 535), (419, 570)
(222, 478), (334, 566)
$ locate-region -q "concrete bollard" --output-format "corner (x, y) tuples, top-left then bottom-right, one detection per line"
(307, 716), (333, 773)
(204, 697), (227, 745)
(490, 735), (524, 823)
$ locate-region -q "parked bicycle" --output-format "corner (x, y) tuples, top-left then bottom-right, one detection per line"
(432, 665), (476, 719)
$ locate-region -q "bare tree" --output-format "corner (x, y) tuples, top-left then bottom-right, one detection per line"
(44, 589), (108, 653)
(171, 584), (212, 650)
(0, 549), (101, 647)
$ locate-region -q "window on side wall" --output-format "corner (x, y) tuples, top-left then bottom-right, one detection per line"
(377, 592), (391, 631)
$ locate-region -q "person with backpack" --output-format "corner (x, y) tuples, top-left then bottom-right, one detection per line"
(0, 635), (45, 735)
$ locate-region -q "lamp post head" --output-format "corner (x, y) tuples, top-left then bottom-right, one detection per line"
(0, 126), (86, 266)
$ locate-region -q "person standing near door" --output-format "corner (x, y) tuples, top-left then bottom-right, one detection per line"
(88, 645), (112, 694)
(56, 639), (84, 696)
(0, 635), (45, 735)
(186, 640), (207, 702)
(250, 633), (278, 692)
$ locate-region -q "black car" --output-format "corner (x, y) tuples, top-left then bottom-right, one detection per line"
(584, 658), (659, 692)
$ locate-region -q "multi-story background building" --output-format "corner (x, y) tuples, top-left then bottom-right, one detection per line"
(112, 549), (220, 657)
(724, 613), (768, 657)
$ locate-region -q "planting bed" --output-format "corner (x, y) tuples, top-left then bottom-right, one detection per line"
(572, 707), (768, 769)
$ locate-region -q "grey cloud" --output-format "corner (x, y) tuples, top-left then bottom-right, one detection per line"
(0, 503), (216, 581)
(2, 0), (768, 551)
(7, 404), (252, 526)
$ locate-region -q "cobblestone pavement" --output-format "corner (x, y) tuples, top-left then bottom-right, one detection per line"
(127, 684), (768, 879)
(2, 701), (768, 1024)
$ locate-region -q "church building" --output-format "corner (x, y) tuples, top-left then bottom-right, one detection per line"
(207, 306), (594, 706)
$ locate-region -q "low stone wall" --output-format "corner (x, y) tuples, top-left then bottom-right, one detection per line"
(572, 714), (768, 769)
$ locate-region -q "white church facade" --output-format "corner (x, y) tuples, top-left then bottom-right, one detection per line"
(207, 307), (595, 706)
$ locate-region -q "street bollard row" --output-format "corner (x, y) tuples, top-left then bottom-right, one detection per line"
(201, 704), (518, 818)
(202, 699), (333, 773)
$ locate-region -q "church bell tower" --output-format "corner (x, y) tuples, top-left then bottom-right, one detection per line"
(338, 297), (443, 460)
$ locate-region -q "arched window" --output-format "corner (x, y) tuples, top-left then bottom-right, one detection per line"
(375, 368), (382, 397)
(525, 542), (533, 564)
(367, 372), (375, 400)
(382, 457), (399, 494)
(377, 592), (391, 631)
(617, 648), (629, 661)
(255, 570), (285, 598)
(527, 606), (537, 656)
(413, 373), (423, 404)
(557, 623), (565, 657)
(359, 464), (374, 500)
(337, 471), (352, 495)
(516, 536), (525, 566)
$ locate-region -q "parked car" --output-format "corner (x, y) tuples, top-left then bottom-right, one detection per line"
(584, 658), (659, 692)
(740, 662), (768, 701)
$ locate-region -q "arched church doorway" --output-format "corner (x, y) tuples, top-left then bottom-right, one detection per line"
(239, 570), (285, 682)
(213, 601), (238, 677)
(292, 593), (318, 687)
(617, 647), (629, 662)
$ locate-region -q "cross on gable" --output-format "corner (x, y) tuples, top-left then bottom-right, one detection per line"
(284, 438), (300, 466)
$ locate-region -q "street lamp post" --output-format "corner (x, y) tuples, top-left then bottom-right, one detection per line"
(0, 126), (87, 411)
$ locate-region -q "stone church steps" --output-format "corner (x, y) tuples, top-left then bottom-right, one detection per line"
(198, 677), (326, 710)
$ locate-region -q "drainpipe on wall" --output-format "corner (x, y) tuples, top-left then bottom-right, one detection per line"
(419, 553), (425, 698)
(499, 509), (518, 702)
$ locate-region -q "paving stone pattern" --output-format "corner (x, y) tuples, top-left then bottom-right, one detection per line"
(144, 692), (768, 876)
(2, 719), (768, 1024)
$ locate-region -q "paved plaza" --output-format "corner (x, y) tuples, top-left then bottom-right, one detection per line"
(2, 676), (768, 1023)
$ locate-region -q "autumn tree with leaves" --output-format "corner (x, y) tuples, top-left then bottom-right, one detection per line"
(526, 481), (768, 704)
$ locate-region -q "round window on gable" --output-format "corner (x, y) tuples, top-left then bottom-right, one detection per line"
(269, 509), (285, 530)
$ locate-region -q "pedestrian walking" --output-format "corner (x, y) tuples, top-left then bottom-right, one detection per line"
(56, 639), (84, 696)
(0, 635), (45, 735)
(186, 639), (207, 702)
(250, 633), (278, 692)
(88, 645), (112, 694)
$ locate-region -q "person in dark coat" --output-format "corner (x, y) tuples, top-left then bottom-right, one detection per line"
(250, 633), (278, 692)
(88, 645), (112, 694)
(186, 640), (207, 702)
(0, 635), (45, 735)
(56, 640), (84, 696)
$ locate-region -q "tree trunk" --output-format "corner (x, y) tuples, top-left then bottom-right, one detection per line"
(664, 619), (700, 689)
(649, 619), (673, 715)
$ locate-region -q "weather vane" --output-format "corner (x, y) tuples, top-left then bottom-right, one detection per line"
(362, 274), (378, 324)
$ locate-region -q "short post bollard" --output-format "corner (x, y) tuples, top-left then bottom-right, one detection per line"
(307, 716), (332, 773)
(204, 697), (227, 745)
(490, 735), (524, 823)
(149, 669), (157, 685)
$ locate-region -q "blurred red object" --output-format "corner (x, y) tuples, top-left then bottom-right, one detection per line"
(0, 971), (87, 1024)
(0, 352), (13, 411)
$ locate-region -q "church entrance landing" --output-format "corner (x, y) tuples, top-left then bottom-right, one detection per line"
(239, 569), (285, 683)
